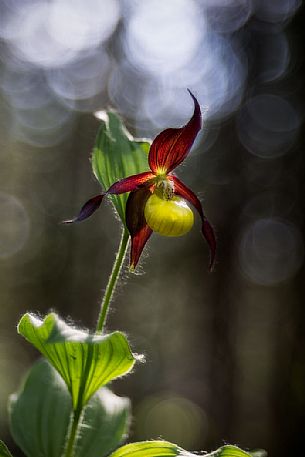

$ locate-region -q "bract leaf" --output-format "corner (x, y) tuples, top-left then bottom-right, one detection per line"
(0, 441), (13, 457)
(110, 441), (192, 457)
(17, 313), (136, 409)
(9, 359), (71, 457)
(92, 111), (151, 223)
(9, 359), (131, 457)
(208, 445), (253, 457)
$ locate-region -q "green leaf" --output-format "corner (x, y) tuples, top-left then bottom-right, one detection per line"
(18, 313), (136, 409)
(9, 359), (71, 457)
(0, 441), (13, 457)
(9, 359), (131, 457)
(75, 387), (130, 457)
(110, 441), (190, 457)
(92, 111), (151, 222)
(209, 445), (253, 457)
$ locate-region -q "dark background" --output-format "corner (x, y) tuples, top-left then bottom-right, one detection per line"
(0, 1), (304, 456)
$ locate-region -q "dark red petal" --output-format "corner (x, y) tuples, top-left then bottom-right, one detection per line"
(62, 194), (104, 224)
(107, 172), (155, 195)
(148, 90), (201, 174)
(125, 187), (153, 270)
(170, 176), (216, 271)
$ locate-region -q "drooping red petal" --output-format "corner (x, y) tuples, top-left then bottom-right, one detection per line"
(148, 90), (201, 174)
(62, 194), (104, 224)
(125, 187), (153, 270)
(170, 176), (216, 271)
(107, 172), (155, 195)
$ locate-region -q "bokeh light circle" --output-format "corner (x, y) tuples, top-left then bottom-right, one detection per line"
(239, 218), (304, 285)
(253, 0), (301, 23)
(48, 0), (120, 52)
(202, 0), (252, 33)
(135, 394), (207, 449)
(238, 94), (300, 158)
(125, 0), (203, 76)
(5, 0), (120, 68)
(0, 192), (30, 258)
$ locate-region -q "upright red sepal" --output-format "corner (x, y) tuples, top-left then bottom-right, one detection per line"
(148, 91), (201, 174)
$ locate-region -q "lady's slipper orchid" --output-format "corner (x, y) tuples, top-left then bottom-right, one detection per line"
(65, 91), (216, 271)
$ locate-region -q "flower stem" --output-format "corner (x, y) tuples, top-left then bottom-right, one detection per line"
(64, 410), (81, 457)
(64, 344), (94, 457)
(96, 228), (130, 333)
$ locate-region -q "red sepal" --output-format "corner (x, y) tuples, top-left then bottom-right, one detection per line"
(148, 90), (201, 174)
(126, 187), (153, 270)
(171, 176), (216, 271)
(107, 172), (155, 195)
(62, 194), (104, 224)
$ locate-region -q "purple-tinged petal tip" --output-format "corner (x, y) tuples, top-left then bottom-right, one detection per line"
(62, 194), (104, 224)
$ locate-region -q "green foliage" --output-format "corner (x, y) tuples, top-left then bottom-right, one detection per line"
(9, 359), (71, 457)
(110, 441), (186, 457)
(209, 445), (253, 457)
(74, 387), (130, 457)
(0, 441), (13, 457)
(18, 313), (136, 409)
(5, 109), (264, 457)
(9, 359), (131, 457)
(92, 111), (150, 222)
(110, 442), (258, 457)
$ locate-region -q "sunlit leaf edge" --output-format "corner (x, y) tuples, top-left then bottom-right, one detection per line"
(17, 313), (137, 409)
(208, 445), (253, 457)
(109, 440), (190, 457)
(110, 442), (256, 457)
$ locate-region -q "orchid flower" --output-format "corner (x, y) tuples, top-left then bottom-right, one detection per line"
(66, 91), (216, 271)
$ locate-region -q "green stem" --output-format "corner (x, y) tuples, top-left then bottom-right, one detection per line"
(96, 228), (129, 333)
(64, 410), (81, 457)
(64, 230), (129, 456)
(64, 343), (94, 457)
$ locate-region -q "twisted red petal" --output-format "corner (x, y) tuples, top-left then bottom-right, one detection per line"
(148, 90), (201, 174)
(107, 172), (155, 195)
(62, 194), (104, 223)
(125, 187), (153, 270)
(170, 176), (216, 271)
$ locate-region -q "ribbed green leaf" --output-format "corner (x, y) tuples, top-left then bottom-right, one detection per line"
(75, 387), (130, 457)
(0, 441), (13, 457)
(9, 359), (71, 457)
(92, 111), (151, 223)
(9, 359), (131, 457)
(209, 445), (252, 457)
(110, 441), (190, 457)
(17, 313), (136, 409)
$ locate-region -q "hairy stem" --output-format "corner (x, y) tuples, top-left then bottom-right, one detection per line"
(96, 228), (130, 333)
(64, 410), (81, 457)
(64, 344), (94, 457)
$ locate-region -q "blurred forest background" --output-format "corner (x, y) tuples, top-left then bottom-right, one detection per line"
(0, 1), (304, 456)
